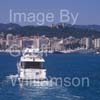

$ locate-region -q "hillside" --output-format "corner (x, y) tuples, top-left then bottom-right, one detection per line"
(0, 23), (100, 38)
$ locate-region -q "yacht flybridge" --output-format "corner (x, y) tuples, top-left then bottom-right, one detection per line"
(17, 46), (47, 81)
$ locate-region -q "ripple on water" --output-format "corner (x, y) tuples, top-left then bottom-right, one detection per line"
(0, 75), (84, 100)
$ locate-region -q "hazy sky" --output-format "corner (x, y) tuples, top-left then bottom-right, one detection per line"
(0, 0), (100, 25)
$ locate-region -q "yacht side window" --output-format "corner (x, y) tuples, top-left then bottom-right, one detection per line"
(21, 62), (25, 68)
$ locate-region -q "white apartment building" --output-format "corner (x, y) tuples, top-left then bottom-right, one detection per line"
(94, 38), (100, 48)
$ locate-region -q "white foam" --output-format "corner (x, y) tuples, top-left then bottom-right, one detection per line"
(6, 74), (18, 80)
(19, 79), (55, 88)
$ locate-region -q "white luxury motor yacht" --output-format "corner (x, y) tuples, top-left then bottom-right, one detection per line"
(17, 46), (47, 81)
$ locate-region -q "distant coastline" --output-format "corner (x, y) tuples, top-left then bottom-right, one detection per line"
(0, 23), (100, 55)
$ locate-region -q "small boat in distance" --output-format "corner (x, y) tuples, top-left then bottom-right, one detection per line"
(96, 51), (100, 54)
(17, 46), (47, 81)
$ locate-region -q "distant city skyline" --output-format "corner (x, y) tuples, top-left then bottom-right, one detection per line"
(0, 0), (100, 25)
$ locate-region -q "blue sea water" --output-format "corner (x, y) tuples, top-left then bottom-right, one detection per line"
(0, 53), (100, 100)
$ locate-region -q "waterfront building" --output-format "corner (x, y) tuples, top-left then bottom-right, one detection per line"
(94, 38), (100, 49)
(81, 37), (92, 49)
(6, 34), (13, 46)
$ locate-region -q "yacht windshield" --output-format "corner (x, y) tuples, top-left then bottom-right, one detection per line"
(21, 62), (44, 69)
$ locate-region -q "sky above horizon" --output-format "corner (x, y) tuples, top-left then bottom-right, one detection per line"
(0, 0), (100, 25)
